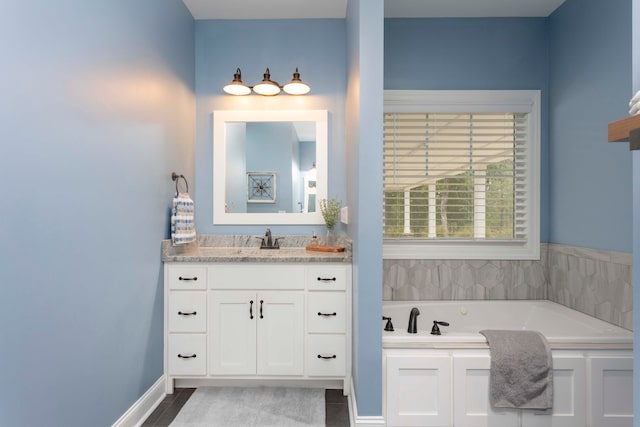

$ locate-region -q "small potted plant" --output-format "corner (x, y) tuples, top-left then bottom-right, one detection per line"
(319, 197), (341, 247)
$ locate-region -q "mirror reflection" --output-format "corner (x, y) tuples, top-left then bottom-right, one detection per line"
(225, 122), (317, 214)
(213, 109), (328, 225)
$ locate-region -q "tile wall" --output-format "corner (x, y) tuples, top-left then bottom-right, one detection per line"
(546, 244), (632, 330)
(383, 243), (632, 330)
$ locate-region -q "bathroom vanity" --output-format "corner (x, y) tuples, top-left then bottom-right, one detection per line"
(162, 239), (352, 395)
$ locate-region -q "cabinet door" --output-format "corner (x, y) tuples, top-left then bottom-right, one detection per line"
(168, 291), (206, 333)
(168, 334), (206, 376)
(307, 265), (347, 291)
(522, 356), (586, 427)
(209, 291), (257, 375)
(307, 335), (346, 377)
(453, 354), (519, 427)
(167, 266), (207, 290)
(256, 291), (304, 376)
(589, 357), (633, 427)
(386, 355), (451, 427)
(307, 292), (346, 333)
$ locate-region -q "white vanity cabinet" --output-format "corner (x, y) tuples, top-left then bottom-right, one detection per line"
(209, 290), (304, 376)
(385, 349), (632, 427)
(164, 261), (351, 394)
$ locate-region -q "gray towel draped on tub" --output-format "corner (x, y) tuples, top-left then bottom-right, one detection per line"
(480, 329), (553, 410)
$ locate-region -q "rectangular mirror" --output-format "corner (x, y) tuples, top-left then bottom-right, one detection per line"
(213, 110), (328, 225)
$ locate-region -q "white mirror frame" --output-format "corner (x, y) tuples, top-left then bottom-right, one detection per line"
(213, 109), (328, 225)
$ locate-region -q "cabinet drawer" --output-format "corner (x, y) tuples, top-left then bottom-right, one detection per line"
(307, 266), (347, 291)
(307, 335), (346, 377)
(168, 334), (206, 375)
(168, 292), (206, 332)
(209, 265), (305, 290)
(307, 293), (346, 333)
(167, 266), (207, 290)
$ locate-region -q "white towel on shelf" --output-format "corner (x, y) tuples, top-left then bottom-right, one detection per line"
(171, 193), (196, 245)
(629, 90), (640, 116)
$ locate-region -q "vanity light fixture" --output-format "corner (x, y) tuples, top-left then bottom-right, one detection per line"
(222, 68), (252, 96)
(223, 67), (311, 96)
(252, 68), (281, 96)
(283, 68), (311, 95)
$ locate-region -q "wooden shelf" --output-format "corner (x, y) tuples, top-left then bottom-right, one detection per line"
(608, 115), (640, 150)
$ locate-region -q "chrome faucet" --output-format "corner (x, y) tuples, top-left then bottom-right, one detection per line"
(407, 307), (420, 333)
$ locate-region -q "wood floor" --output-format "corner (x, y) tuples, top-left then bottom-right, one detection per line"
(141, 388), (351, 427)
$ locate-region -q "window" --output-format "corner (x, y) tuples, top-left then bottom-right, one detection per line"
(383, 91), (540, 260)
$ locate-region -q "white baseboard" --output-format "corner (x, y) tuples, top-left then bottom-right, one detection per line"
(348, 378), (386, 426)
(112, 375), (166, 427)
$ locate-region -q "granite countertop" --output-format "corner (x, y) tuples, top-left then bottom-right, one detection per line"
(162, 235), (352, 263)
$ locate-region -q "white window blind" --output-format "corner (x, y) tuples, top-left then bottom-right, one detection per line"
(383, 90), (540, 260)
(384, 112), (529, 241)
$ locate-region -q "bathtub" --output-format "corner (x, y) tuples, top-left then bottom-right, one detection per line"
(382, 300), (632, 348)
(382, 300), (633, 427)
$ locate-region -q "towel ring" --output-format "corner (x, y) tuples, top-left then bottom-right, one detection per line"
(171, 172), (189, 194)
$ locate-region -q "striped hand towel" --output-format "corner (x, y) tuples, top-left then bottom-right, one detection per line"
(171, 193), (196, 245)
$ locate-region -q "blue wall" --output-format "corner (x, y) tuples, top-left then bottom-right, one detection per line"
(194, 19), (347, 236)
(548, 0), (632, 252)
(384, 18), (550, 242)
(346, 0), (384, 416)
(0, 2), (195, 426)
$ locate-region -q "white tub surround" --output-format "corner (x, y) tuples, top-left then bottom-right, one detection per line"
(382, 301), (633, 427)
(162, 237), (352, 395)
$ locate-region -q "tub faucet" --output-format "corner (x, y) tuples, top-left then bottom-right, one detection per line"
(407, 307), (420, 334)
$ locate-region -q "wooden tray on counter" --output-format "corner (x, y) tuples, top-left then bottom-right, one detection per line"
(305, 244), (346, 253)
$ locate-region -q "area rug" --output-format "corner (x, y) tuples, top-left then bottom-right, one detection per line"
(169, 386), (325, 427)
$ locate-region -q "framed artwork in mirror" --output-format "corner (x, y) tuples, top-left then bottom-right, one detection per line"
(247, 172), (276, 203)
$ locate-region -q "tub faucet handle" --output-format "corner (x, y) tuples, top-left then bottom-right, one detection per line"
(382, 316), (394, 332)
(431, 320), (450, 335)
